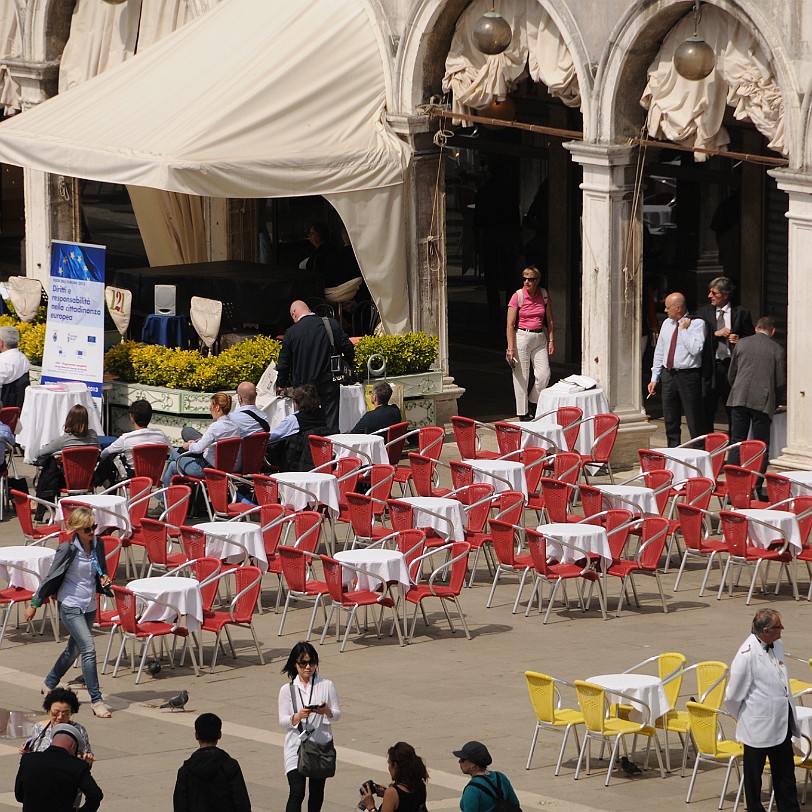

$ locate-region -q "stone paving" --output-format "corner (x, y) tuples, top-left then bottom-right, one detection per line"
(0, 422), (809, 812)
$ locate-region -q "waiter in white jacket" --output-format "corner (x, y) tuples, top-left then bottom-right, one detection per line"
(725, 609), (800, 812)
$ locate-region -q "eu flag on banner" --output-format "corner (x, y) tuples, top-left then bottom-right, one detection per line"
(52, 243), (104, 283)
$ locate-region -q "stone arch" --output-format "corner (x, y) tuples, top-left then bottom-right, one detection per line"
(595, 0), (801, 167)
(396, 0), (594, 129)
(23, 0), (73, 63)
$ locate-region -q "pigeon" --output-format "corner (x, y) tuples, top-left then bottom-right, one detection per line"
(159, 690), (189, 711)
(146, 660), (162, 678)
(67, 674), (86, 687)
(620, 756), (642, 776)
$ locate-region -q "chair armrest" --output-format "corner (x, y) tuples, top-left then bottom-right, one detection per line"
(426, 544), (470, 595)
(408, 543), (453, 583)
(742, 515), (791, 553)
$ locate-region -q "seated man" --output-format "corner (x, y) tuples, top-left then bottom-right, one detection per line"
(0, 325), (30, 409)
(229, 381), (270, 437)
(349, 382), (402, 435)
(96, 399), (170, 486)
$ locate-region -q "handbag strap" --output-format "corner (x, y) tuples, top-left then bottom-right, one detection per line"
(289, 677), (317, 733)
(321, 317), (337, 351)
(470, 774), (502, 800)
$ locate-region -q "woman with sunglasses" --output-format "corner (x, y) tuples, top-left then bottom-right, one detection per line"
(278, 641), (341, 812)
(19, 687), (94, 763)
(506, 265), (555, 421)
(25, 506), (113, 718)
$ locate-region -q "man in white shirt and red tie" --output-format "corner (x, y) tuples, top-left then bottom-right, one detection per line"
(647, 292), (707, 447)
(726, 609), (800, 812)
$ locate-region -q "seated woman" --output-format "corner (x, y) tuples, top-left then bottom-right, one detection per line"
(360, 742), (428, 812)
(34, 404), (99, 514)
(20, 687), (94, 763)
(162, 391), (241, 486)
(267, 384), (330, 472)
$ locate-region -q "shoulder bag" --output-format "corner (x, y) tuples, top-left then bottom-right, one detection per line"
(321, 317), (355, 384)
(289, 681), (337, 779)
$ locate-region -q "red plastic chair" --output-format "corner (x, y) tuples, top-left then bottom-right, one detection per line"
(110, 585), (199, 684)
(712, 440), (767, 508)
(382, 422), (409, 466)
(404, 541), (472, 642)
(140, 518), (189, 576)
(172, 437), (241, 519)
(386, 498), (453, 549)
(556, 406), (584, 453)
(344, 491), (393, 549)
(671, 503), (727, 595)
(241, 432), (269, 475)
(765, 473), (792, 506)
(493, 422), (525, 456)
(131, 443), (169, 486)
(335, 456), (363, 526)
(277, 546), (330, 639)
(204, 468), (254, 520)
(319, 555), (404, 651)
(663, 477), (715, 570)
(456, 484), (495, 587)
(524, 528), (607, 623)
(539, 478), (580, 523)
(390, 426), (445, 495)
(451, 416), (499, 460)
(0, 561), (60, 648)
(721, 465), (763, 510)
(197, 565), (265, 672)
(486, 519), (534, 613)
(449, 460), (474, 493)
(0, 405), (21, 434)
(408, 453), (452, 498)
(60, 446), (99, 495)
(11, 490), (60, 544)
(577, 414), (619, 483)
(178, 525), (207, 564)
(366, 464), (395, 513)
(308, 436), (334, 470)
(128, 484), (191, 565)
(252, 473), (283, 507)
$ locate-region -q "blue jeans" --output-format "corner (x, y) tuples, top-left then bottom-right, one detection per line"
(46, 604), (102, 704)
(162, 448), (206, 488)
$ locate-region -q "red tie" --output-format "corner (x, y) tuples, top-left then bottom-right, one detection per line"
(666, 322), (679, 370)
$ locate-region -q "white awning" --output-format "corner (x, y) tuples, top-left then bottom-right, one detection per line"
(0, 0), (413, 332)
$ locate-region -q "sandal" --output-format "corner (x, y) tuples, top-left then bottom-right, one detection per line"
(91, 701), (112, 718)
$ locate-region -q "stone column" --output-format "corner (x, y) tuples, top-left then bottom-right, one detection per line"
(565, 142), (654, 468)
(767, 169), (812, 470)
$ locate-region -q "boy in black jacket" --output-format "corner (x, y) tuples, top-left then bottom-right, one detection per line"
(173, 713), (251, 812)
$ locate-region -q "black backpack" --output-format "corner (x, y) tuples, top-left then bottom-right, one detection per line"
(469, 774), (522, 812)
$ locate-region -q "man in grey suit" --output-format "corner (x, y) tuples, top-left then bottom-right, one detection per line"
(727, 316), (786, 497)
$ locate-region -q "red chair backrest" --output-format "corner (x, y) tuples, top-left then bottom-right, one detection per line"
(0, 405), (20, 433)
(639, 448), (667, 473)
(203, 468), (230, 513)
(488, 518), (519, 566)
(131, 444), (169, 485)
(446, 541), (471, 594)
(682, 477), (714, 511)
(102, 535), (123, 579)
(395, 529), (426, 567)
(140, 518), (170, 566)
(553, 452), (582, 485)
(521, 447), (548, 495)
(345, 492), (375, 537)
(765, 473), (791, 506)
(676, 503), (705, 552)
(336, 456), (363, 501)
(320, 556), (349, 602)
(417, 426), (444, 460)
(408, 453), (437, 498)
(367, 464), (395, 511)
(309, 436), (334, 470)
(451, 416), (478, 459)
(164, 484), (192, 529)
(556, 406), (583, 452)
(61, 446), (99, 492)
(387, 499), (415, 533)
(12, 489), (36, 537)
(526, 528), (554, 576)
(449, 460), (474, 492)
(126, 477), (154, 529)
(539, 479), (574, 523)
(722, 465), (757, 509)
(719, 511), (749, 557)
(241, 432), (270, 475)
(289, 510), (322, 552)
(704, 433), (729, 481)
(259, 503), (288, 557)
(180, 525), (207, 561)
(253, 474), (281, 507)
(460, 483), (494, 531)
(111, 586), (139, 634)
(642, 470), (674, 514)
(494, 421), (522, 455)
(493, 490), (525, 525)
(278, 546), (312, 592)
(589, 414), (620, 463)
(193, 557), (223, 611)
(637, 516), (670, 571)
(602, 509), (635, 560)
(579, 485), (604, 518)
(213, 437), (242, 474)
(232, 566), (262, 621)
(738, 440), (767, 473)
(788, 495), (812, 546)
(384, 422), (409, 466)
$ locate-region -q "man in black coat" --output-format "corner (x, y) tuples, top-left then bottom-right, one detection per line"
(695, 276), (754, 434)
(15, 724), (103, 812)
(349, 382), (402, 435)
(276, 300), (354, 434)
(174, 713), (251, 812)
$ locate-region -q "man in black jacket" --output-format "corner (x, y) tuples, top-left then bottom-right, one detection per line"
(349, 382), (402, 434)
(15, 724), (103, 812)
(173, 713), (251, 812)
(276, 300), (354, 434)
(695, 276), (754, 434)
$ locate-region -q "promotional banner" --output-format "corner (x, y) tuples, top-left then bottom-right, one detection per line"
(41, 240), (106, 411)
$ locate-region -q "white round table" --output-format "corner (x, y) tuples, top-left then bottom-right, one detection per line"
(334, 548), (410, 596)
(650, 447), (714, 484)
(464, 459), (528, 497)
(587, 672), (671, 724)
(785, 471), (812, 498)
(398, 496), (466, 542)
(272, 472), (340, 518)
(519, 421), (567, 454)
(194, 520), (268, 571)
(61, 494), (130, 533)
(127, 576), (203, 632)
(535, 387), (610, 455)
(595, 485), (658, 516)
(733, 509), (802, 552)
(538, 523), (611, 569)
(0, 546), (55, 591)
(19, 383), (103, 464)
(328, 433), (388, 466)
(795, 706), (812, 756)
(262, 385), (367, 434)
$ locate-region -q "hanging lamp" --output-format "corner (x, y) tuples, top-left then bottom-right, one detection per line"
(472, 4), (512, 56)
(674, 0), (715, 80)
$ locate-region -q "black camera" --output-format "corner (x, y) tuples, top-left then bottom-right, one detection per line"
(357, 779), (378, 811)
(100, 584), (114, 598)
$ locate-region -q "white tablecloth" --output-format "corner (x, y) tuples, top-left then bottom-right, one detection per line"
(195, 521), (268, 571)
(538, 522), (611, 569)
(519, 420), (567, 454)
(273, 472), (340, 518)
(61, 494), (130, 533)
(595, 485), (658, 516)
(19, 383), (103, 464)
(399, 496), (466, 542)
(334, 548), (410, 595)
(749, 410), (786, 462)
(650, 447), (714, 483)
(464, 459), (528, 497)
(587, 673), (671, 723)
(535, 387), (610, 454)
(328, 433), (388, 466)
(733, 509), (802, 552)
(784, 471), (812, 498)
(127, 576), (203, 632)
(795, 706), (812, 756)
(262, 385), (367, 434)
(0, 546), (55, 591)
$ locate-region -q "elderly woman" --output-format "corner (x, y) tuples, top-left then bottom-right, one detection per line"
(506, 265), (555, 421)
(162, 391), (241, 486)
(278, 642), (340, 812)
(25, 507), (112, 718)
(20, 687), (94, 763)
(267, 385), (330, 472)
(360, 742), (428, 812)
(453, 741), (520, 812)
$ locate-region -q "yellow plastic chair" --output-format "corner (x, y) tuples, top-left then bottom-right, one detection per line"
(655, 661), (729, 775)
(525, 671), (584, 775)
(573, 680), (666, 786)
(786, 653), (812, 706)
(685, 702), (744, 809)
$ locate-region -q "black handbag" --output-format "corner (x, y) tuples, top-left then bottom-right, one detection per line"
(321, 317), (355, 384)
(290, 682), (336, 779)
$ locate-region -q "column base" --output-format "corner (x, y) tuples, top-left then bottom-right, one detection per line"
(770, 448), (812, 472)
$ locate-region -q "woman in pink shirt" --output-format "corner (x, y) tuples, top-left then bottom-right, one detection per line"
(506, 266), (555, 420)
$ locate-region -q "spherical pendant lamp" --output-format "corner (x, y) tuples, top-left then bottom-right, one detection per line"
(674, 1), (715, 81)
(472, 11), (512, 55)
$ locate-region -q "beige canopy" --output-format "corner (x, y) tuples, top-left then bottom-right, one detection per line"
(0, 0), (412, 332)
